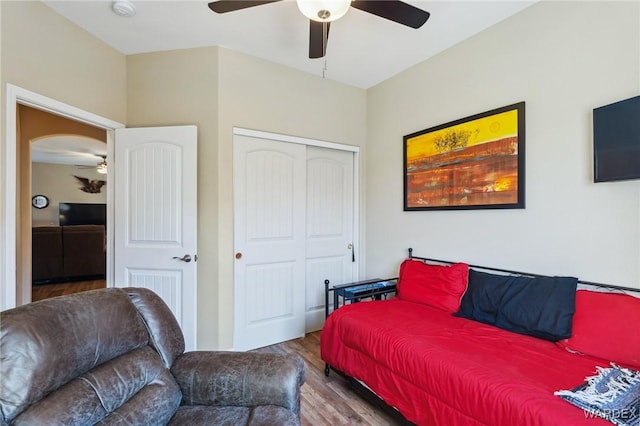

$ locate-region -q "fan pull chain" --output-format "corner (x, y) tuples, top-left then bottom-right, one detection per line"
(320, 22), (328, 78)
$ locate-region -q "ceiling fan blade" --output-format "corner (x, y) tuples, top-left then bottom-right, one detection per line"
(309, 21), (330, 59)
(208, 1), (282, 14)
(350, 1), (430, 29)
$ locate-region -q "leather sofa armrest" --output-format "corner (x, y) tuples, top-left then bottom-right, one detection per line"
(171, 351), (305, 413)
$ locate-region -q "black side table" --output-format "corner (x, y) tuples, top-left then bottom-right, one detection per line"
(324, 278), (397, 318)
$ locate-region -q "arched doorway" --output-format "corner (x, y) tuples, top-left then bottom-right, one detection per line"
(31, 133), (109, 301)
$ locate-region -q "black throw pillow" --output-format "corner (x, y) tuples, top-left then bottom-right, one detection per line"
(454, 269), (578, 341)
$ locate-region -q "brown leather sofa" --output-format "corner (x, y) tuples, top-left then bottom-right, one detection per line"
(31, 226), (64, 281)
(32, 225), (106, 283)
(0, 288), (306, 425)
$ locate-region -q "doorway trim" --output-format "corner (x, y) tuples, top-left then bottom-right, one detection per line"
(234, 127), (360, 153)
(2, 83), (124, 310)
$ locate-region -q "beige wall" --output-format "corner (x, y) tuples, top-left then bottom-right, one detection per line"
(1, 1), (125, 305)
(127, 47), (366, 349)
(32, 163), (107, 227)
(127, 46), (220, 349)
(4, 0), (638, 350)
(366, 1), (640, 288)
(18, 105), (106, 229)
(0, 1), (126, 123)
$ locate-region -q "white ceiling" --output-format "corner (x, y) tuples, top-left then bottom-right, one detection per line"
(32, 136), (107, 166)
(42, 0), (536, 89)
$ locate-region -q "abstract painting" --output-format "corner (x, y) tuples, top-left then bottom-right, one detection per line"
(403, 102), (525, 211)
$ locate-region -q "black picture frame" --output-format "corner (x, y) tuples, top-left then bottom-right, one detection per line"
(403, 102), (525, 211)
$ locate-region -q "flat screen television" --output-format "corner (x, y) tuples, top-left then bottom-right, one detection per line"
(59, 203), (106, 227)
(593, 95), (640, 182)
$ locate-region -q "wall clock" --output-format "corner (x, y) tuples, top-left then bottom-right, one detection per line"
(32, 195), (49, 209)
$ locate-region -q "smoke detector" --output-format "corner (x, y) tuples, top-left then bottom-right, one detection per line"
(112, 1), (136, 17)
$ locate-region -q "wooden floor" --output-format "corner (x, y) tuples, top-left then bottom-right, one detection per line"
(31, 283), (401, 424)
(31, 279), (106, 302)
(254, 332), (403, 426)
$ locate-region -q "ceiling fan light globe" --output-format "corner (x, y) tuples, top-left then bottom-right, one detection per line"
(296, 0), (350, 22)
(96, 162), (108, 174)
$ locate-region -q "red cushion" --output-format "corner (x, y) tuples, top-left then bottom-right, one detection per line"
(556, 290), (640, 368)
(397, 259), (469, 313)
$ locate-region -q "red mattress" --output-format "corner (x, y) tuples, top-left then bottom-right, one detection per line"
(321, 299), (611, 426)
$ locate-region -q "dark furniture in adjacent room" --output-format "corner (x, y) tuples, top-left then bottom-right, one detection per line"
(32, 225), (106, 284)
(31, 226), (64, 282)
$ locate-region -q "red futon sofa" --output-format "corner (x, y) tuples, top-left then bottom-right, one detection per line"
(321, 253), (640, 426)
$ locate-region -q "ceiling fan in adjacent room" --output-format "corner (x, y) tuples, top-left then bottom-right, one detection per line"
(207, 0), (430, 58)
(76, 155), (108, 175)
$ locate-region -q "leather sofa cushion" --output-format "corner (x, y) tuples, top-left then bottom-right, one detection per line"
(1, 287), (305, 425)
(248, 406), (302, 425)
(169, 405), (300, 426)
(169, 406), (251, 425)
(127, 287), (185, 369)
(13, 347), (182, 425)
(0, 289), (149, 422)
(172, 352), (305, 412)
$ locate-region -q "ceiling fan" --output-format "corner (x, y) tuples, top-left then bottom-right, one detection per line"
(76, 155), (108, 175)
(207, 0), (430, 59)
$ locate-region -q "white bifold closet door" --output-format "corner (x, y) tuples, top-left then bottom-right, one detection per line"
(233, 133), (355, 351)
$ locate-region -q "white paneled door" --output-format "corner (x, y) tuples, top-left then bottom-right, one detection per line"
(114, 126), (198, 351)
(233, 132), (356, 351)
(305, 147), (354, 332)
(233, 135), (307, 351)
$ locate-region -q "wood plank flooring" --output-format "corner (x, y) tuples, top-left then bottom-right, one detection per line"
(254, 332), (402, 426)
(31, 279), (106, 301)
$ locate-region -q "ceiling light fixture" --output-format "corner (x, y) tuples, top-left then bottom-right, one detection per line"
(112, 0), (136, 18)
(296, 0), (351, 22)
(96, 159), (108, 174)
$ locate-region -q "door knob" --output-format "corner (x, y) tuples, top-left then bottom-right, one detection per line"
(172, 254), (192, 263)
